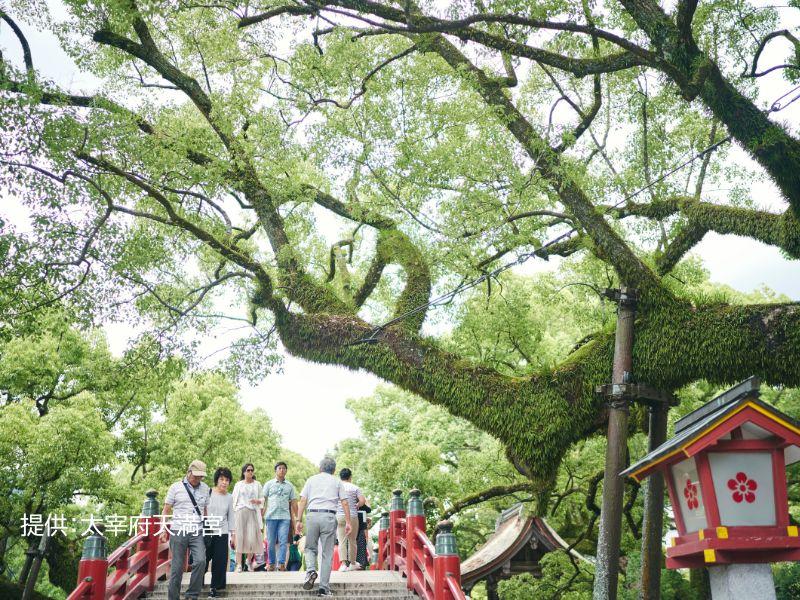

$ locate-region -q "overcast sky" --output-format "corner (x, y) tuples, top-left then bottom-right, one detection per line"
(2, 4), (799, 464)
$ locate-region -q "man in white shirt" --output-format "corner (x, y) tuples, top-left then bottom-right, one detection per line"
(162, 460), (210, 600)
(295, 457), (352, 597)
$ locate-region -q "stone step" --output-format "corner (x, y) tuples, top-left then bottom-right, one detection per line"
(149, 596), (416, 599)
(146, 571), (419, 599)
(149, 592), (416, 597)
(148, 592), (417, 597)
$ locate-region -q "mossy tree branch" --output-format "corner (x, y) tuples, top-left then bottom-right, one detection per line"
(309, 186), (432, 331)
(614, 198), (800, 269)
(617, 0), (800, 217)
(270, 301), (800, 481)
(419, 33), (671, 306)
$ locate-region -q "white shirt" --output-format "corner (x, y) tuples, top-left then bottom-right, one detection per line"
(165, 478), (210, 527)
(336, 481), (362, 517)
(232, 480), (262, 512)
(301, 473), (346, 512)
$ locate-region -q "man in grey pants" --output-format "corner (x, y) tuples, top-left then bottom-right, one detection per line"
(161, 460), (211, 600)
(295, 457), (352, 597)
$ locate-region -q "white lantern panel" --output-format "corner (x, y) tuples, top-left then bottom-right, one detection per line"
(671, 457), (707, 533)
(785, 445), (800, 466)
(708, 452), (776, 527)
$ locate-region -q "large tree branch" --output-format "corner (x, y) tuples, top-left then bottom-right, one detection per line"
(421, 34), (670, 304)
(616, 198), (800, 268)
(272, 298), (800, 482)
(247, 0), (654, 76)
(92, 26), (226, 144)
(618, 0), (800, 217)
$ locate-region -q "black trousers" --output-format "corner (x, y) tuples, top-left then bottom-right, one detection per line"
(206, 534), (229, 590)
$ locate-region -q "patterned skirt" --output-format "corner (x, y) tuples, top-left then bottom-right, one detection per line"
(235, 508), (263, 555)
(356, 528), (369, 567)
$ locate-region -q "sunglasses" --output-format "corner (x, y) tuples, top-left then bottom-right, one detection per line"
(246, 468), (254, 472)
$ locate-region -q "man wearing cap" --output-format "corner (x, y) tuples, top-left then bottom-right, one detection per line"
(162, 460), (211, 600)
(295, 457), (352, 597)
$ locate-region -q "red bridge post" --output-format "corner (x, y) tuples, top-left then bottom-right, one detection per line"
(405, 489), (425, 593)
(433, 521), (460, 600)
(389, 489), (405, 572)
(378, 511), (390, 570)
(74, 530), (108, 600)
(140, 489), (162, 592)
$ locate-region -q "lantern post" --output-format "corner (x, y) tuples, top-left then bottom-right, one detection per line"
(593, 286), (637, 600)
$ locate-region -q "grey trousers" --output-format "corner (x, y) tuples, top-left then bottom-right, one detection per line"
(305, 512), (337, 591)
(168, 532), (206, 600)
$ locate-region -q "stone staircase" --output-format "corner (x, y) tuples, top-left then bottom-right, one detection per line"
(146, 571), (418, 599)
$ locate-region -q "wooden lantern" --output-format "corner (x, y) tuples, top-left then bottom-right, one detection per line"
(623, 377), (800, 569)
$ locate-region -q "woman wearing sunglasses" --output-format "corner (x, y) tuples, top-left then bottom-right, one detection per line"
(231, 463), (263, 572)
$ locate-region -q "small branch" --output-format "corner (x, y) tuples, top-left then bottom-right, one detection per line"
(0, 10), (34, 76)
(238, 5), (316, 28)
(747, 30), (800, 78)
(307, 44), (417, 109)
(441, 482), (535, 520)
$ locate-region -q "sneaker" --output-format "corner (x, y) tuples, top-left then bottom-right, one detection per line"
(303, 570), (318, 590)
(278, 565), (286, 571)
(235, 566), (242, 573)
(337, 563), (348, 572)
(208, 589), (219, 598)
(317, 589), (334, 597)
(348, 563), (363, 571)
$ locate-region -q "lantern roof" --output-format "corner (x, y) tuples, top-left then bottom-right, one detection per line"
(622, 376), (800, 482)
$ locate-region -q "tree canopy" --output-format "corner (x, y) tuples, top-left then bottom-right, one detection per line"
(0, 302), (314, 596)
(1, 0), (799, 496)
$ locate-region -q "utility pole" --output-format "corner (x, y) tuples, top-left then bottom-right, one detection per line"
(21, 523), (49, 600)
(639, 403), (669, 600)
(593, 287), (636, 600)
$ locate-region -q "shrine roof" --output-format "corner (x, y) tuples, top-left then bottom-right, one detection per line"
(622, 377), (800, 481)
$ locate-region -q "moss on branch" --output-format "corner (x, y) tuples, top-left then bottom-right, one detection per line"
(272, 299), (800, 484)
(375, 229), (431, 332)
(620, 198), (800, 268)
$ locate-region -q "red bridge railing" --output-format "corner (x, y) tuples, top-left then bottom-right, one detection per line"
(67, 491), (172, 600)
(68, 488), (462, 600)
(377, 489), (465, 600)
